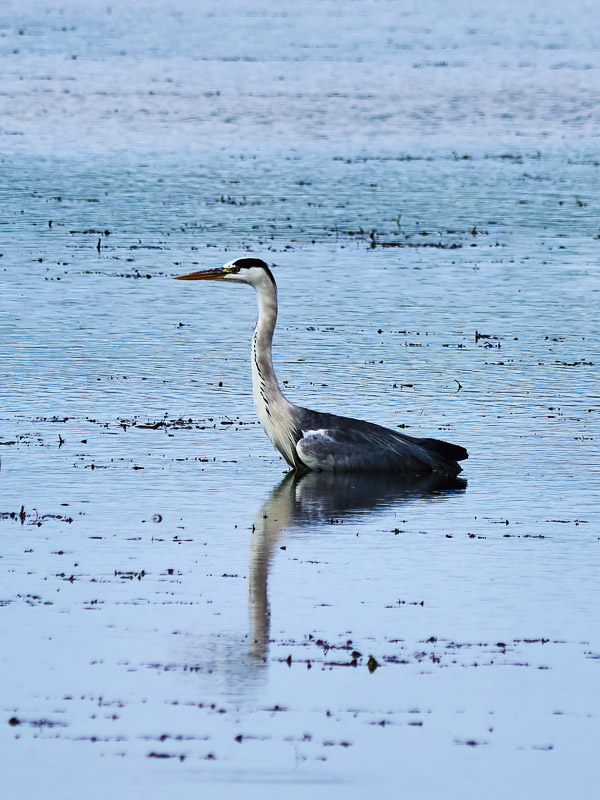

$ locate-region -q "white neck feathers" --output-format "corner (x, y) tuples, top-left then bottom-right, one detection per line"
(250, 275), (296, 466)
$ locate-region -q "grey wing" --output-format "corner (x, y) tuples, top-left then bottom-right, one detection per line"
(295, 415), (461, 475)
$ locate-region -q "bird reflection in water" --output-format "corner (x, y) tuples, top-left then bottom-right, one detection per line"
(248, 471), (466, 662)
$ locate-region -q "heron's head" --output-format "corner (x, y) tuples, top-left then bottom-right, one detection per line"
(175, 257), (275, 288)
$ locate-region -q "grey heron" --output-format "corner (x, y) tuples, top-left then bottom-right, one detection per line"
(175, 257), (468, 476)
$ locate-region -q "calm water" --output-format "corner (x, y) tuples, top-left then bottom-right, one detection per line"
(1, 1), (599, 798)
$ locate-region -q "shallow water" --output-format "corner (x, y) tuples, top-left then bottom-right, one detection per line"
(1, 1), (600, 798)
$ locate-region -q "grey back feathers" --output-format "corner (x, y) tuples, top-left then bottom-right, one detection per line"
(293, 407), (466, 476)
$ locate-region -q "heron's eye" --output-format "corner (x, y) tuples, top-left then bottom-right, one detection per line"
(226, 265), (241, 274)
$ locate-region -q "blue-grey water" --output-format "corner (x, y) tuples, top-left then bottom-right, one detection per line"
(1, 1), (599, 798)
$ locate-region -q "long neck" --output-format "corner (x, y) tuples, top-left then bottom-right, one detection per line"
(251, 278), (287, 409)
(251, 278), (297, 466)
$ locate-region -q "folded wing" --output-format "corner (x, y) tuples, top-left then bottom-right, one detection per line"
(295, 410), (465, 475)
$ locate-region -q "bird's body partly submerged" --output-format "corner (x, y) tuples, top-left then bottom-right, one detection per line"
(176, 257), (468, 476)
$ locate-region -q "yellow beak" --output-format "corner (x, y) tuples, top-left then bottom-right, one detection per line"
(174, 268), (227, 281)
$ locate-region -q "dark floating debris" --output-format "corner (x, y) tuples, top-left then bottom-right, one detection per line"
(456, 739), (487, 747)
(7, 717), (67, 728)
(377, 241), (463, 249)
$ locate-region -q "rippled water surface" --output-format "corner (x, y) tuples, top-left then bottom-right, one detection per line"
(1, 1), (599, 798)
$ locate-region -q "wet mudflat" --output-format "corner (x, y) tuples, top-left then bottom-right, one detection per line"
(1, 1), (600, 798)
